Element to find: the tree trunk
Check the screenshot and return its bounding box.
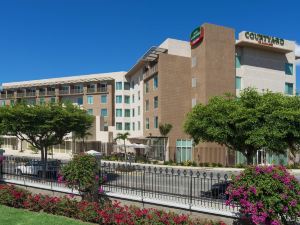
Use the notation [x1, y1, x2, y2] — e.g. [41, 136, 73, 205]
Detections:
[124, 140, 127, 166]
[245, 150, 255, 165]
[163, 138, 166, 162]
[42, 147, 48, 179]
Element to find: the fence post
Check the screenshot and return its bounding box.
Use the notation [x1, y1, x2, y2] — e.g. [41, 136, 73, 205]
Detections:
[189, 170, 193, 211]
[141, 166, 145, 204]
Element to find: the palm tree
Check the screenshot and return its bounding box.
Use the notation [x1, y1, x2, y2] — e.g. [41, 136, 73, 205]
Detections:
[115, 132, 130, 165]
[159, 123, 172, 162]
[74, 130, 92, 153]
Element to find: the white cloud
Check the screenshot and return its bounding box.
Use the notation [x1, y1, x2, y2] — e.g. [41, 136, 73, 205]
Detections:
[296, 43, 300, 65]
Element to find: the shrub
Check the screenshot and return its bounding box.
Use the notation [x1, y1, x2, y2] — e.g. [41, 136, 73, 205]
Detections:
[226, 165, 300, 225]
[0, 185, 29, 208]
[61, 154, 104, 200]
[203, 162, 210, 167]
[217, 163, 223, 167]
[235, 163, 246, 168]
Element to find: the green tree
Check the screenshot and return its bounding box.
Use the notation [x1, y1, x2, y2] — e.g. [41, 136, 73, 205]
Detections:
[159, 123, 172, 162]
[184, 88, 300, 165]
[114, 132, 130, 164]
[0, 102, 94, 177]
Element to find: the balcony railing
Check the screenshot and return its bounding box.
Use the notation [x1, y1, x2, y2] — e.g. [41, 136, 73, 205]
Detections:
[39, 91, 46, 96]
[98, 87, 107, 92]
[25, 92, 36, 97]
[0, 93, 6, 99]
[87, 88, 96, 93]
[6, 93, 14, 98]
[17, 92, 25, 98]
[143, 63, 158, 79]
[46, 90, 56, 96]
[70, 89, 83, 94]
[59, 89, 70, 95]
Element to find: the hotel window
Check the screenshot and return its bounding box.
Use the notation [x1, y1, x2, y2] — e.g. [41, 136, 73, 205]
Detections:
[87, 96, 94, 104]
[116, 122, 122, 130]
[103, 122, 108, 131]
[1, 100, 5, 107]
[138, 106, 141, 115]
[132, 108, 135, 117]
[101, 95, 107, 104]
[125, 122, 130, 131]
[138, 91, 140, 100]
[116, 95, 122, 103]
[235, 55, 241, 68]
[154, 116, 158, 129]
[124, 82, 130, 90]
[87, 109, 93, 115]
[154, 96, 158, 109]
[50, 97, 56, 103]
[10, 100, 14, 106]
[132, 122, 135, 131]
[145, 118, 150, 129]
[116, 82, 122, 90]
[76, 97, 83, 105]
[124, 95, 130, 104]
[116, 109, 122, 117]
[138, 121, 141, 130]
[192, 98, 197, 107]
[236, 77, 241, 90]
[285, 63, 293, 75]
[124, 109, 130, 117]
[176, 139, 193, 163]
[191, 56, 197, 67]
[145, 100, 149, 111]
[192, 78, 197, 88]
[145, 81, 149, 93]
[285, 83, 293, 95]
[132, 94, 135, 103]
[153, 75, 158, 89]
[39, 97, 45, 105]
[101, 108, 108, 117]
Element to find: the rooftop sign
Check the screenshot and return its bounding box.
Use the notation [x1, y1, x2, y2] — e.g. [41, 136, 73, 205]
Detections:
[245, 32, 284, 47]
[190, 26, 204, 47]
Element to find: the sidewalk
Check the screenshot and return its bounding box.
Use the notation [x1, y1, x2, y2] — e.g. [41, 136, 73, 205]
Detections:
[2, 148, 72, 161]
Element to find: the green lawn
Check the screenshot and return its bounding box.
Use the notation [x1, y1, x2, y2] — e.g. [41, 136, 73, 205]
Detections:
[0, 205, 92, 225]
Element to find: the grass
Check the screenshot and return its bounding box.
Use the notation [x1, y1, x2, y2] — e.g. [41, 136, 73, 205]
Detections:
[0, 205, 91, 225]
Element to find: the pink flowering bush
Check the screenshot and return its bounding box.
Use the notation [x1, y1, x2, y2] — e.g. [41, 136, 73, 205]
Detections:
[61, 154, 105, 200]
[226, 165, 300, 225]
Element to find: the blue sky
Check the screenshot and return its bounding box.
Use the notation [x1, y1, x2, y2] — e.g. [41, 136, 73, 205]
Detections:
[0, 0, 299, 88]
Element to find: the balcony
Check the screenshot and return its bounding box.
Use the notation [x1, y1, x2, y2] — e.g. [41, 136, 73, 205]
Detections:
[143, 63, 158, 80]
[0, 93, 6, 99]
[87, 87, 96, 94]
[25, 92, 36, 97]
[39, 91, 46, 96]
[46, 90, 56, 96]
[98, 87, 107, 92]
[17, 92, 25, 98]
[70, 88, 83, 94]
[6, 93, 15, 98]
[59, 89, 70, 95]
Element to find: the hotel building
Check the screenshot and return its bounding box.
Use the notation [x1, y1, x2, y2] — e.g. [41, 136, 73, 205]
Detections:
[0, 23, 299, 165]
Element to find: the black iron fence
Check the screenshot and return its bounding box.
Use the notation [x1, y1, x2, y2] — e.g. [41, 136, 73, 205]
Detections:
[0, 156, 237, 211]
[100, 162, 237, 211]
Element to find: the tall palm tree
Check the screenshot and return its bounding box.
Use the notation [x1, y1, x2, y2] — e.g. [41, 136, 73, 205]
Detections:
[74, 130, 92, 153]
[159, 123, 172, 162]
[115, 132, 130, 164]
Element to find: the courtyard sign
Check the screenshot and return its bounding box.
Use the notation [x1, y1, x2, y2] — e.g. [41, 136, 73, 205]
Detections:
[245, 32, 284, 47]
[190, 26, 204, 47]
